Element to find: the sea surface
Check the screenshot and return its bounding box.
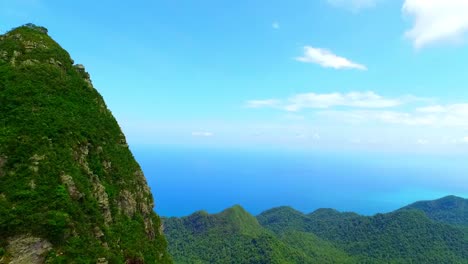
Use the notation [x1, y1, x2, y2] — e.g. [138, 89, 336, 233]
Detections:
[132, 146, 468, 217]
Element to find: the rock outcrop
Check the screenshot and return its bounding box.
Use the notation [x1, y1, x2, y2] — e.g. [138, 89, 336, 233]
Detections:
[1, 236, 52, 264]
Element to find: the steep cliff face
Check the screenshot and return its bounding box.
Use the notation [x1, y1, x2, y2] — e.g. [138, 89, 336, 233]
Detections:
[0, 24, 171, 263]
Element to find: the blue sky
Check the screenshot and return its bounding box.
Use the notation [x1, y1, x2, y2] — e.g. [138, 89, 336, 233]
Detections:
[2, 0, 468, 215]
[3, 0, 468, 153]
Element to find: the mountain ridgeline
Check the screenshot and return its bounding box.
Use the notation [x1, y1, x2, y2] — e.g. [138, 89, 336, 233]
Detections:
[400, 195, 468, 226]
[0, 24, 170, 263]
[164, 196, 468, 264]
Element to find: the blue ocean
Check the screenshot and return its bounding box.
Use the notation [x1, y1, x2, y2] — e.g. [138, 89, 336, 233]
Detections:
[132, 146, 468, 217]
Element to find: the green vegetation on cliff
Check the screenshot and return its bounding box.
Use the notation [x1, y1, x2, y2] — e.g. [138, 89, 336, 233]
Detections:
[0, 24, 171, 263]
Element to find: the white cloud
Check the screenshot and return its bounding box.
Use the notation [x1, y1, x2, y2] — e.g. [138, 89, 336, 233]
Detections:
[272, 22, 280, 29]
[285, 91, 401, 111]
[296, 46, 367, 70]
[192, 131, 214, 137]
[416, 105, 446, 113]
[320, 102, 468, 127]
[417, 104, 468, 114]
[247, 91, 468, 127]
[327, 0, 380, 11]
[414, 104, 468, 126]
[242, 91, 468, 151]
[247, 91, 407, 112]
[245, 99, 280, 108]
[319, 110, 439, 126]
[403, 0, 468, 48]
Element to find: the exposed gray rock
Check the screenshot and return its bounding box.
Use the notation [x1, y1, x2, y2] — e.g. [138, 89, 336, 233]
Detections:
[10, 50, 21, 66]
[48, 58, 62, 66]
[20, 59, 39, 67]
[96, 257, 108, 264]
[74, 64, 85, 70]
[10, 33, 23, 41]
[94, 226, 104, 239]
[116, 170, 157, 238]
[0, 50, 7, 60]
[119, 134, 128, 147]
[29, 154, 44, 174]
[74, 144, 113, 225]
[3, 235, 52, 264]
[23, 24, 48, 34]
[74, 144, 92, 175]
[118, 190, 137, 217]
[91, 175, 113, 225]
[93, 226, 109, 248]
[134, 170, 153, 215]
[60, 174, 83, 200]
[23, 40, 47, 52]
[144, 218, 156, 239]
[84, 78, 93, 87]
[102, 161, 111, 172]
[29, 180, 36, 190]
[96, 146, 104, 154]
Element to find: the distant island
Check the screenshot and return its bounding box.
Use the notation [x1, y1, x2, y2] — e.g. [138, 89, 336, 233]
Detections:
[164, 195, 468, 263]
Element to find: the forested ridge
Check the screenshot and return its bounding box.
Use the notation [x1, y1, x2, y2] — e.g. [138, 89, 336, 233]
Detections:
[165, 196, 468, 263]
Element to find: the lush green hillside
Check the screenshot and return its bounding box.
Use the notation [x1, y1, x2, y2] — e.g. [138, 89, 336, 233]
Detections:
[0, 24, 171, 263]
[163, 206, 355, 264]
[260, 205, 468, 263]
[165, 197, 468, 264]
[401, 195, 467, 226]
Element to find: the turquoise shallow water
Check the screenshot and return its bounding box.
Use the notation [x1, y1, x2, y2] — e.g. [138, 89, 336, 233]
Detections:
[132, 146, 468, 217]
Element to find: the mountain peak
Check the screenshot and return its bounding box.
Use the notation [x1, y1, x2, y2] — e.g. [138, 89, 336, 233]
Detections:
[222, 204, 246, 213]
[401, 195, 467, 226]
[0, 24, 76, 73]
[0, 25, 170, 263]
[219, 205, 261, 234]
[439, 195, 465, 202]
[16, 23, 49, 34]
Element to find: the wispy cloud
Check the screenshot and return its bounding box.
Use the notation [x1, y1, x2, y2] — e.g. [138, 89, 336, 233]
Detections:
[284, 91, 402, 111]
[192, 131, 214, 137]
[416, 104, 468, 115]
[319, 103, 468, 127]
[317, 110, 435, 126]
[403, 0, 468, 48]
[246, 99, 280, 108]
[327, 0, 380, 11]
[247, 91, 468, 128]
[247, 91, 411, 112]
[296, 46, 367, 70]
